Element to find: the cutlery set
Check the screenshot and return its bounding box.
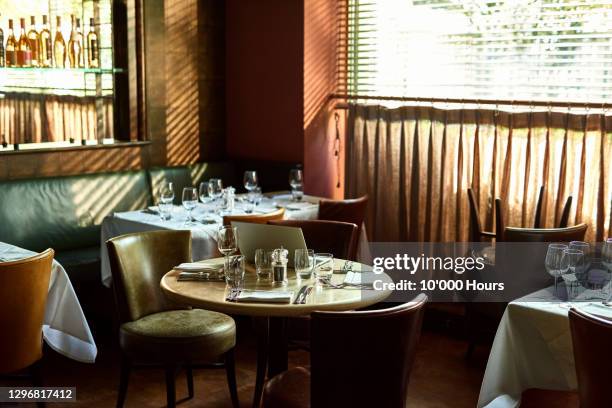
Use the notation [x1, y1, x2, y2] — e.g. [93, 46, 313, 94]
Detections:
[293, 285, 313, 304]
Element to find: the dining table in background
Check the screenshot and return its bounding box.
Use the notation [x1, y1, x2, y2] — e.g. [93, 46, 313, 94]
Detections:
[161, 257, 392, 407]
[0, 242, 97, 364]
[100, 193, 371, 287]
[478, 287, 612, 408]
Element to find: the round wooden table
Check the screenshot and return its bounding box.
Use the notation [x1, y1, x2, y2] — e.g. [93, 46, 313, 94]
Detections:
[161, 257, 392, 407]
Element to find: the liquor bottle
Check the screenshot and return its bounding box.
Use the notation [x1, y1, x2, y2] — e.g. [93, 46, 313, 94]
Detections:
[76, 18, 84, 67]
[0, 14, 5, 67]
[54, 16, 66, 68]
[68, 15, 82, 68]
[5, 19, 17, 67]
[28, 16, 40, 67]
[17, 18, 32, 67]
[87, 18, 99, 68]
[39, 15, 52, 67]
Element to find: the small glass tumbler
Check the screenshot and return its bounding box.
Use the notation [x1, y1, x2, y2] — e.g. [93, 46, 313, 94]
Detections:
[295, 249, 314, 279]
[158, 202, 173, 221]
[225, 255, 245, 290]
[314, 253, 334, 283]
[255, 249, 273, 280]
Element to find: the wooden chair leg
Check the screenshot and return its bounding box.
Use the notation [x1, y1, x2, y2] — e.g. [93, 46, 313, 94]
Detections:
[165, 365, 176, 408]
[116, 357, 131, 408]
[186, 365, 194, 399]
[225, 350, 240, 408]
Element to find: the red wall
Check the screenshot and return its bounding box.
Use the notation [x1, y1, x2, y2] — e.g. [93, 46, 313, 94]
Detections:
[225, 0, 304, 163]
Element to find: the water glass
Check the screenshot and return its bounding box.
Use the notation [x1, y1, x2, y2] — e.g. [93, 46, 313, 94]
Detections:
[248, 187, 263, 206]
[314, 253, 334, 283]
[289, 169, 303, 201]
[545, 243, 567, 297]
[243, 170, 258, 192]
[225, 255, 245, 290]
[158, 202, 173, 221]
[560, 248, 585, 301]
[208, 179, 224, 201]
[569, 241, 591, 272]
[182, 187, 198, 224]
[255, 249, 273, 279]
[295, 249, 314, 279]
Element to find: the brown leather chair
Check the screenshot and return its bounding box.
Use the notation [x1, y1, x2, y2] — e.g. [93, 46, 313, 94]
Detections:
[223, 207, 285, 226]
[263, 294, 428, 408]
[533, 185, 573, 229]
[569, 307, 612, 408]
[318, 195, 368, 234]
[267, 219, 359, 261]
[106, 230, 238, 408]
[0, 248, 54, 400]
[503, 223, 587, 242]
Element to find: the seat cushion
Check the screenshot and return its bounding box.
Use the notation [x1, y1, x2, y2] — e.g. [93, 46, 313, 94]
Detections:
[120, 309, 236, 363]
[263, 367, 310, 408]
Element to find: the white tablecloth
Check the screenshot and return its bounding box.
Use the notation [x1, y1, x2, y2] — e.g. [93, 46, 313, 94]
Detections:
[0, 242, 97, 363]
[100, 195, 334, 287]
[478, 287, 612, 407]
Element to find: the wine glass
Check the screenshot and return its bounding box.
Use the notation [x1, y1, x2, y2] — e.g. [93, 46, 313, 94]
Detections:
[208, 178, 223, 206]
[218, 226, 238, 273]
[182, 187, 198, 225]
[545, 243, 568, 298]
[289, 169, 304, 201]
[603, 238, 612, 273]
[569, 241, 591, 273]
[160, 182, 175, 205]
[243, 171, 258, 193]
[560, 248, 584, 305]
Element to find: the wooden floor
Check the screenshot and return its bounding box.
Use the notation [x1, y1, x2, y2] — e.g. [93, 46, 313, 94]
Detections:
[7, 326, 488, 408]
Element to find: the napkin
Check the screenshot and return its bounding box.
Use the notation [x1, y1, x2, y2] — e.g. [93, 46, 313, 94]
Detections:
[175, 262, 223, 273]
[235, 290, 294, 304]
[285, 202, 317, 210]
[344, 271, 378, 286]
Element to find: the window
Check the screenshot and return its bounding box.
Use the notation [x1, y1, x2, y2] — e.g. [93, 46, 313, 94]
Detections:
[346, 0, 612, 103]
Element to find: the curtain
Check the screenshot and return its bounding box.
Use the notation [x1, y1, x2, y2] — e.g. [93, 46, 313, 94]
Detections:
[0, 94, 113, 145]
[346, 104, 612, 242]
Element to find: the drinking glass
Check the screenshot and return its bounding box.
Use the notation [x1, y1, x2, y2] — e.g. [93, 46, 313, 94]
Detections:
[199, 182, 211, 204]
[255, 249, 273, 279]
[225, 255, 245, 290]
[158, 202, 173, 221]
[248, 187, 263, 205]
[569, 241, 591, 273]
[295, 249, 314, 279]
[218, 226, 238, 271]
[289, 169, 304, 201]
[545, 243, 568, 297]
[560, 248, 585, 303]
[182, 187, 198, 224]
[314, 253, 334, 283]
[603, 238, 612, 273]
[160, 182, 175, 205]
[243, 171, 258, 193]
[208, 178, 224, 201]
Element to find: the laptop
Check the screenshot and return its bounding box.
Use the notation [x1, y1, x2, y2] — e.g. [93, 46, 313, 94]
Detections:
[231, 221, 307, 266]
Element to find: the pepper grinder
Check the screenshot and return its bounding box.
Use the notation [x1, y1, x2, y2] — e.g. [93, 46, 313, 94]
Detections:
[271, 247, 289, 286]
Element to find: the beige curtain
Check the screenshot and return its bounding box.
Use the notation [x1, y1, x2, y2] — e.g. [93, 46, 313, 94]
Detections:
[346, 104, 612, 242]
[0, 94, 113, 145]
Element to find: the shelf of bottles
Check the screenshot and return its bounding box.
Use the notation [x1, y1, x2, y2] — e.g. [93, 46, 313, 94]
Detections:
[0, 0, 118, 148]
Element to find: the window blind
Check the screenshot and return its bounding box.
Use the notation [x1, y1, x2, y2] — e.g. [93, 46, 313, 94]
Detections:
[344, 0, 612, 103]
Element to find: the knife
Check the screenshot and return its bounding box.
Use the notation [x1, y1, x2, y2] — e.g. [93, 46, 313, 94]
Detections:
[293, 284, 309, 304]
[301, 286, 314, 304]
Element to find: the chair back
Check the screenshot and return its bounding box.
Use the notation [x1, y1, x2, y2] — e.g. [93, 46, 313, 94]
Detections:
[558, 196, 573, 228]
[223, 207, 285, 226]
[318, 196, 368, 230]
[468, 188, 484, 242]
[569, 308, 612, 408]
[533, 185, 545, 228]
[310, 294, 427, 408]
[0, 249, 54, 374]
[503, 223, 587, 243]
[106, 230, 191, 322]
[495, 198, 505, 242]
[267, 220, 358, 260]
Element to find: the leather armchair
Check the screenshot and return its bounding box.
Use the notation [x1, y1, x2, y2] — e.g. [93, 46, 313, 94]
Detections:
[106, 230, 238, 408]
[263, 294, 428, 408]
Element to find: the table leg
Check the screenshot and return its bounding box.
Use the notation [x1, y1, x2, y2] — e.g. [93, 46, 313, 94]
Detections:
[252, 317, 269, 408]
[267, 317, 288, 378]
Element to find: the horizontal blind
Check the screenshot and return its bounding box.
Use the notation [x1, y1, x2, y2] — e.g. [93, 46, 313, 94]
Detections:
[345, 0, 612, 103]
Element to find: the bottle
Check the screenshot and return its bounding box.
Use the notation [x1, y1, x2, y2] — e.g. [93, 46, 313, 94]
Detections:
[27, 16, 39, 67]
[17, 18, 32, 67]
[87, 18, 99, 68]
[68, 15, 82, 68]
[0, 14, 4, 67]
[39, 15, 52, 67]
[76, 18, 84, 67]
[54, 16, 66, 68]
[6, 19, 17, 67]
